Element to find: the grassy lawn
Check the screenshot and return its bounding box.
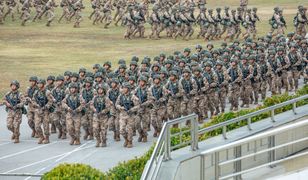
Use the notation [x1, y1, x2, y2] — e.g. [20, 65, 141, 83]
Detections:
[0, 0, 307, 96]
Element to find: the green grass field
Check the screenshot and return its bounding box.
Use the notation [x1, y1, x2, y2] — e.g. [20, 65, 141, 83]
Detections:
[0, 0, 307, 96]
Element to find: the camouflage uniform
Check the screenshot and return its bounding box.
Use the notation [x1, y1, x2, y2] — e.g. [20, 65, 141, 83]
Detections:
[20, 0, 31, 26]
[270, 7, 286, 36]
[50, 76, 67, 139]
[149, 5, 160, 39]
[115, 83, 140, 148]
[240, 0, 248, 15]
[0, 0, 4, 24]
[295, 6, 307, 37]
[3, 81, 24, 143]
[25, 77, 38, 138]
[288, 44, 303, 91]
[32, 80, 53, 144]
[227, 60, 243, 111]
[249, 55, 261, 104]
[205, 9, 215, 41]
[58, 0, 70, 22]
[90, 84, 111, 147]
[165, 71, 181, 120]
[275, 47, 291, 93]
[113, 0, 126, 26]
[32, 0, 43, 22]
[179, 68, 198, 116]
[102, 0, 113, 28]
[72, 0, 84, 28]
[148, 75, 167, 137]
[3, 0, 16, 21]
[62, 83, 85, 145]
[107, 79, 121, 141]
[80, 79, 95, 140]
[259, 54, 273, 100]
[215, 61, 230, 113]
[196, 7, 208, 39]
[203, 63, 219, 115]
[123, 7, 135, 39]
[44, 0, 57, 26]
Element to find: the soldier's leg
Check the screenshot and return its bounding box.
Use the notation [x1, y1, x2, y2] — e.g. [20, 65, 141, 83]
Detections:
[282, 71, 289, 92]
[13, 111, 22, 143]
[51, 112, 61, 139]
[120, 115, 128, 147]
[43, 112, 50, 144]
[252, 82, 260, 104]
[293, 70, 300, 91]
[93, 115, 101, 147]
[81, 115, 90, 140]
[27, 111, 36, 137]
[126, 116, 134, 148]
[34, 113, 44, 144]
[6, 111, 14, 138]
[66, 114, 75, 145]
[74, 115, 82, 145]
[101, 117, 108, 147]
[104, 13, 112, 28]
[261, 81, 267, 100]
[150, 109, 158, 137]
[134, 114, 142, 141]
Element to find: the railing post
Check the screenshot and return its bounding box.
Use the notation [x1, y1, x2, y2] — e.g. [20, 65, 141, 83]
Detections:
[292, 102, 297, 115]
[214, 152, 220, 180]
[163, 124, 171, 161]
[268, 135, 276, 168]
[234, 146, 242, 180]
[271, 110, 275, 122]
[200, 155, 205, 180]
[191, 115, 199, 151]
[223, 126, 227, 139]
[247, 117, 252, 131]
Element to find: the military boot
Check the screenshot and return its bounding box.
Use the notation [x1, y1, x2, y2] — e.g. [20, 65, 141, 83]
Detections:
[46, 21, 51, 27]
[101, 139, 107, 147]
[38, 136, 44, 144]
[31, 130, 36, 138]
[21, 20, 26, 26]
[126, 140, 133, 148]
[138, 135, 143, 142]
[74, 138, 81, 145]
[51, 124, 56, 134]
[11, 134, 15, 140]
[43, 136, 50, 144]
[69, 137, 75, 145]
[14, 137, 20, 144]
[142, 136, 147, 143]
[95, 139, 101, 147]
[83, 131, 89, 140]
[61, 133, 67, 139]
[123, 138, 128, 147]
[88, 132, 94, 140]
[115, 133, 120, 142]
[58, 130, 63, 139]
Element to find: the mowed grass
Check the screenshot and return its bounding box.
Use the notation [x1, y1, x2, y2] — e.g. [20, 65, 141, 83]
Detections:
[0, 0, 307, 96]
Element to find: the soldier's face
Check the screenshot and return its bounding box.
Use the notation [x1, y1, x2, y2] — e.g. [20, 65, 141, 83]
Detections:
[72, 77, 78, 82]
[205, 66, 211, 71]
[96, 77, 102, 82]
[86, 82, 91, 87]
[166, 64, 171, 68]
[103, 65, 110, 69]
[111, 82, 117, 88]
[98, 89, 104, 95]
[123, 87, 129, 94]
[249, 60, 254, 64]
[130, 65, 136, 70]
[56, 80, 63, 86]
[64, 76, 70, 80]
[179, 62, 185, 67]
[290, 47, 296, 52]
[184, 72, 189, 77]
[153, 66, 159, 71]
[154, 79, 160, 84]
[70, 88, 76, 94]
[242, 59, 247, 64]
[119, 68, 125, 73]
[38, 83, 44, 89]
[194, 71, 200, 76]
[216, 65, 222, 70]
[47, 80, 53, 85]
[170, 75, 176, 81]
[30, 81, 36, 86]
[160, 73, 165, 79]
[129, 80, 135, 85]
[139, 80, 146, 87]
[93, 68, 98, 73]
[79, 72, 85, 77]
[11, 85, 17, 91]
[231, 62, 236, 66]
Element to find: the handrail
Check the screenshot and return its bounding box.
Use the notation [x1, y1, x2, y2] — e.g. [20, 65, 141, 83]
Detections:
[142, 94, 308, 180]
[200, 119, 308, 180]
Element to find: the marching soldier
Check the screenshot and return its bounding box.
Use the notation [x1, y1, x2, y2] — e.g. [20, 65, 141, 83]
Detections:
[227, 59, 243, 111]
[25, 76, 39, 138]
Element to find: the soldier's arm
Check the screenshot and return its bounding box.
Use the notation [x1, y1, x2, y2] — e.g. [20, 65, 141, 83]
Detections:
[61, 96, 69, 111]
[16, 92, 25, 108]
[130, 94, 140, 112]
[115, 96, 124, 110]
[89, 98, 96, 112]
[190, 79, 198, 95]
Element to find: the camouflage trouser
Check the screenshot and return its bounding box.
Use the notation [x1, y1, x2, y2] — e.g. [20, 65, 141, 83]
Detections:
[119, 112, 135, 141]
[197, 25, 208, 38]
[135, 108, 150, 137]
[217, 88, 227, 113]
[251, 81, 260, 103]
[47, 9, 55, 22]
[289, 69, 300, 90]
[66, 112, 82, 139]
[21, 9, 30, 24]
[33, 5, 43, 21]
[214, 24, 221, 37]
[74, 10, 82, 27]
[183, 24, 194, 39]
[7, 109, 22, 138]
[296, 23, 307, 37]
[81, 110, 93, 138]
[220, 25, 227, 36]
[271, 26, 284, 36]
[134, 23, 145, 37]
[114, 8, 124, 25]
[124, 24, 134, 39]
[103, 11, 112, 27]
[50, 108, 66, 134]
[234, 24, 241, 38]
[150, 22, 160, 39]
[229, 83, 241, 110]
[34, 109, 50, 138]
[150, 106, 166, 133]
[280, 70, 289, 93]
[59, 6, 70, 22]
[3, 5, 14, 20]
[205, 91, 219, 115]
[241, 80, 252, 106]
[93, 113, 108, 142]
[27, 108, 35, 131]
[92, 8, 101, 24]
[260, 79, 268, 100]
[167, 98, 181, 120]
[273, 75, 282, 94]
[109, 109, 119, 134]
[193, 95, 207, 121]
[205, 24, 215, 40]
[226, 26, 236, 39]
[180, 97, 194, 116]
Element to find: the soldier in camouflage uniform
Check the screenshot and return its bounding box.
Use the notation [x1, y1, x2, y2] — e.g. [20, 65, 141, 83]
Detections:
[46, 76, 56, 133]
[215, 61, 229, 113]
[50, 75, 67, 139]
[179, 68, 197, 116]
[192, 66, 207, 122]
[20, 0, 31, 26]
[251, 7, 260, 39]
[240, 0, 248, 16]
[25, 76, 39, 138]
[81, 77, 95, 140]
[123, 7, 135, 39]
[32, 79, 53, 144]
[148, 75, 167, 137]
[258, 53, 273, 100]
[275, 47, 291, 93]
[116, 83, 140, 148]
[196, 6, 208, 39]
[0, 0, 5, 24]
[32, 0, 43, 22]
[220, 7, 230, 38]
[149, 5, 160, 39]
[3, 0, 16, 21]
[203, 63, 219, 115]
[249, 55, 261, 104]
[62, 83, 84, 145]
[113, 0, 126, 26]
[227, 59, 243, 111]
[294, 6, 307, 37]
[133, 76, 150, 141]
[269, 7, 286, 37]
[3, 80, 24, 143]
[288, 43, 303, 91]
[107, 78, 121, 141]
[101, 0, 113, 28]
[165, 71, 181, 120]
[90, 84, 111, 147]
[58, 0, 70, 22]
[239, 55, 253, 108]
[205, 9, 215, 41]
[72, 0, 84, 28]
[44, 0, 57, 26]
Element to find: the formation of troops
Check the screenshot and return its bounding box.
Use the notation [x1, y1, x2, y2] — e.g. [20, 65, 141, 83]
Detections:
[2, 27, 308, 148]
[0, 0, 307, 40]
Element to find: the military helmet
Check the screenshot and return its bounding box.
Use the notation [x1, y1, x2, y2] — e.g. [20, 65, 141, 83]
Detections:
[165, 59, 173, 65]
[69, 83, 78, 89]
[93, 64, 100, 69]
[79, 68, 86, 73]
[56, 75, 64, 81]
[111, 78, 119, 84]
[184, 48, 191, 53]
[130, 60, 138, 66]
[10, 80, 20, 89]
[64, 71, 72, 77]
[249, 55, 257, 60]
[252, 7, 257, 11]
[122, 82, 131, 89]
[287, 32, 295, 37]
[274, 7, 279, 12]
[153, 75, 161, 80]
[231, 9, 236, 13]
[230, 58, 238, 63]
[85, 77, 93, 84]
[96, 84, 108, 92]
[277, 46, 284, 51]
[72, 72, 79, 78]
[268, 50, 276, 55]
[208, 9, 213, 13]
[38, 79, 46, 85]
[94, 72, 103, 78]
[159, 53, 166, 58]
[119, 64, 127, 69]
[169, 70, 178, 77]
[193, 66, 202, 72]
[128, 76, 136, 81]
[103, 61, 112, 67]
[131, 56, 139, 62]
[29, 76, 38, 82]
[224, 6, 229, 10]
[118, 59, 126, 65]
[183, 68, 191, 74]
[207, 43, 214, 48]
[204, 62, 212, 67]
[247, 9, 251, 12]
[191, 54, 198, 61]
[139, 76, 148, 82]
[216, 7, 221, 11]
[160, 68, 168, 75]
[47, 75, 55, 81]
[216, 61, 223, 66]
[195, 44, 203, 49]
[86, 72, 94, 78]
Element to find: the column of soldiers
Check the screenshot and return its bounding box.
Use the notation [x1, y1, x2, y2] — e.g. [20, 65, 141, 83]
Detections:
[3, 32, 308, 147]
[1, 0, 307, 39]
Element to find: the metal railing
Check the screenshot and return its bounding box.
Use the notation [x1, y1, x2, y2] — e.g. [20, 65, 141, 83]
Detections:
[141, 114, 199, 180]
[141, 94, 308, 180]
[200, 119, 308, 180]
